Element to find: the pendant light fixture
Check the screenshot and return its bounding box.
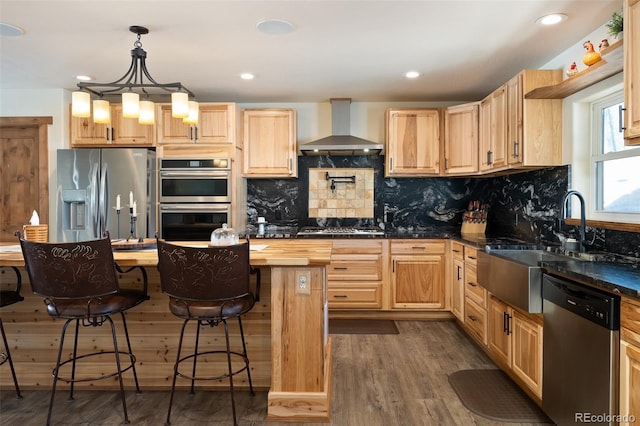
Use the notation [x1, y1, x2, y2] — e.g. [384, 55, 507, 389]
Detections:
[71, 26, 195, 125]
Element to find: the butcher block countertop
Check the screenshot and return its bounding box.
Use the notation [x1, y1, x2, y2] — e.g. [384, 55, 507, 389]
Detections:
[0, 239, 333, 268]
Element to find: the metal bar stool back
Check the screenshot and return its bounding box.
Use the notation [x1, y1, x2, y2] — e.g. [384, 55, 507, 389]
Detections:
[19, 235, 147, 425]
[0, 266, 25, 399]
[156, 239, 255, 426]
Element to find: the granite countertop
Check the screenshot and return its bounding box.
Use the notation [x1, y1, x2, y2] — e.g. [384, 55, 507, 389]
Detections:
[540, 259, 640, 299]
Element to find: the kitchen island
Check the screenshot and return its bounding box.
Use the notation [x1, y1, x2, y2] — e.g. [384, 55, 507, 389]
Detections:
[0, 239, 333, 423]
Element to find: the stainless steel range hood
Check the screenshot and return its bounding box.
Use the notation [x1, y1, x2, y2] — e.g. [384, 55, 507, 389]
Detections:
[299, 98, 383, 156]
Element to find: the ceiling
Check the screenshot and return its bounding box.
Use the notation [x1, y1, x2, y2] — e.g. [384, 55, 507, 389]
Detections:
[0, 0, 622, 104]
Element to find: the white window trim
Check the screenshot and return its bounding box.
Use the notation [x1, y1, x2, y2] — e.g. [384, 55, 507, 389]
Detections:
[564, 73, 640, 224]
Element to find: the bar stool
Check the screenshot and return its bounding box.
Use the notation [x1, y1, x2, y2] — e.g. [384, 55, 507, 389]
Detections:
[19, 235, 148, 425]
[156, 239, 255, 426]
[0, 266, 25, 399]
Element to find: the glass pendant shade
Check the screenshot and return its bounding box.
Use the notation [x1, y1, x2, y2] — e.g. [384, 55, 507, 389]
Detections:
[138, 100, 155, 125]
[71, 91, 91, 117]
[171, 92, 189, 118]
[122, 92, 140, 118]
[183, 101, 199, 124]
[92, 99, 111, 124]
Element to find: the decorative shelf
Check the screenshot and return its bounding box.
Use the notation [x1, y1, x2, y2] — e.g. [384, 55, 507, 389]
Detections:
[525, 39, 623, 99]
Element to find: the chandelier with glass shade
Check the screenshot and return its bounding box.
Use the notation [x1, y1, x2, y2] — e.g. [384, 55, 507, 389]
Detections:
[71, 26, 198, 126]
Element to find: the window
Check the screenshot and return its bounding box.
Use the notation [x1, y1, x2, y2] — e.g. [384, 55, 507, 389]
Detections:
[589, 91, 640, 221]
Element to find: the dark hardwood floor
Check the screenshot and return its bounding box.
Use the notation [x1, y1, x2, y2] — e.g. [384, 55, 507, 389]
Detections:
[0, 321, 552, 426]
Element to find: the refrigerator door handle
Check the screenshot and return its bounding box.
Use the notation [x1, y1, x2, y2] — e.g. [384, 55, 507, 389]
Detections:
[89, 165, 100, 238]
[99, 164, 109, 238]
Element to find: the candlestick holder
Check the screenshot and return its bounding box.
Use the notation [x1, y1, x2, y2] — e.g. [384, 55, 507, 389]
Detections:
[128, 215, 138, 242]
[115, 208, 121, 240]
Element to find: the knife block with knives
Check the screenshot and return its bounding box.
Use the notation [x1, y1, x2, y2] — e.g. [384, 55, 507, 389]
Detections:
[461, 200, 487, 236]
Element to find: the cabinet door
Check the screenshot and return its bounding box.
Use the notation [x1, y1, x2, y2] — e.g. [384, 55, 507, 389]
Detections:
[511, 310, 543, 398]
[391, 254, 445, 309]
[451, 257, 465, 320]
[70, 104, 109, 145]
[507, 73, 523, 165]
[488, 296, 512, 367]
[479, 85, 508, 172]
[624, 0, 640, 143]
[444, 103, 479, 175]
[156, 103, 234, 145]
[620, 340, 640, 424]
[386, 109, 440, 176]
[110, 104, 154, 146]
[242, 109, 297, 177]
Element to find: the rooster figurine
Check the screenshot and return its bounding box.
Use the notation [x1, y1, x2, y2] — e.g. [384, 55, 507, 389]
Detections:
[566, 61, 578, 77]
[599, 39, 610, 50]
[582, 40, 602, 66]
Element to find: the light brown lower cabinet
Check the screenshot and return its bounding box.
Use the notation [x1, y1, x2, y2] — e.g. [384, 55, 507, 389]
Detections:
[487, 295, 542, 399]
[390, 240, 446, 309]
[620, 297, 640, 424]
[450, 241, 465, 321]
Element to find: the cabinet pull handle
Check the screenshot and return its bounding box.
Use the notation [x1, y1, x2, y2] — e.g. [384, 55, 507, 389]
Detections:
[457, 265, 462, 280]
[334, 267, 348, 270]
[512, 141, 519, 158]
[467, 256, 476, 260]
[619, 105, 627, 132]
[411, 246, 426, 250]
[189, 127, 193, 141]
[110, 128, 115, 141]
[506, 313, 512, 335]
[390, 157, 393, 171]
[289, 158, 293, 173]
[105, 128, 109, 141]
[194, 126, 198, 142]
[487, 150, 493, 165]
[468, 315, 477, 322]
[333, 295, 348, 299]
[468, 282, 476, 287]
[444, 158, 448, 170]
[453, 249, 461, 253]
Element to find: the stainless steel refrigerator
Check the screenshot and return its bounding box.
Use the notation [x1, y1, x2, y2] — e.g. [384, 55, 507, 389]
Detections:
[56, 148, 156, 242]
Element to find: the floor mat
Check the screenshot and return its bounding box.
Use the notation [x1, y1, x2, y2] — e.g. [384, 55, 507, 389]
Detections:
[448, 369, 551, 423]
[328, 319, 399, 334]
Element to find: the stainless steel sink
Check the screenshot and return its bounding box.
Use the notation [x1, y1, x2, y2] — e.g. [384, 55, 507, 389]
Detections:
[477, 249, 582, 313]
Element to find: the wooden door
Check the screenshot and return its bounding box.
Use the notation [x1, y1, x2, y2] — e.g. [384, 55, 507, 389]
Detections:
[391, 254, 445, 309]
[242, 109, 297, 177]
[507, 73, 523, 164]
[385, 109, 440, 176]
[488, 296, 511, 367]
[511, 310, 543, 398]
[620, 340, 640, 424]
[444, 103, 479, 175]
[0, 117, 51, 242]
[451, 257, 465, 320]
[624, 0, 640, 143]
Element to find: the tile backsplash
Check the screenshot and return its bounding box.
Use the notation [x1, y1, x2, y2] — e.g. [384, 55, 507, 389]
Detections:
[308, 168, 374, 218]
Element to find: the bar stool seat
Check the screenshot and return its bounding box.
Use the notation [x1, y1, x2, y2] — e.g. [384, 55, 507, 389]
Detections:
[157, 239, 255, 426]
[0, 266, 25, 399]
[19, 235, 148, 425]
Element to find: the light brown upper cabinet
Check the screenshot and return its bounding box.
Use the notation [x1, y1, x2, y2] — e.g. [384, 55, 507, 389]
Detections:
[156, 103, 235, 145]
[479, 84, 508, 173]
[70, 104, 154, 147]
[624, 0, 640, 144]
[385, 108, 441, 177]
[242, 108, 297, 178]
[507, 69, 563, 166]
[444, 102, 479, 175]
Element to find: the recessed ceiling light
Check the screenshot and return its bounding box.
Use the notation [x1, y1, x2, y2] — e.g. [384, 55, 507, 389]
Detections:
[405, 71, 420, 79]
[536, 13, 568, 26]
[75, 75, 93, 81]
[256, 19, 295, 35]
[240, 73, 255, 80]
[0, 22, 24, 37]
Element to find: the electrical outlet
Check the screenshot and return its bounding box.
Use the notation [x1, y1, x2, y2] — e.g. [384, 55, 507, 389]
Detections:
[295, 270, 311, 295]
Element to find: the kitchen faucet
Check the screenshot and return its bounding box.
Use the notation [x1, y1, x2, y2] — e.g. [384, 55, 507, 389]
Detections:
[560, 190, 586, 253]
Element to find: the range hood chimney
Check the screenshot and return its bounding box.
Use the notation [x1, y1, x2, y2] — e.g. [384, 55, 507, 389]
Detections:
[299, 98, 383, 156]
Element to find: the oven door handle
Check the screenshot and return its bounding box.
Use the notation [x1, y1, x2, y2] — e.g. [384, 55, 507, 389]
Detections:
[159, 171, 230, 177]
[160, 204, 230, 212]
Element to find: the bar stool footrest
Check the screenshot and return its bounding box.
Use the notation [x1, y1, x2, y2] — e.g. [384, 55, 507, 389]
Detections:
[176, 350, 249, 382]
[53, 351, 136, 383]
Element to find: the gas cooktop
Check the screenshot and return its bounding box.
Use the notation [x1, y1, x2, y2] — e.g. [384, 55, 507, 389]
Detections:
[296, 227, 385, 237]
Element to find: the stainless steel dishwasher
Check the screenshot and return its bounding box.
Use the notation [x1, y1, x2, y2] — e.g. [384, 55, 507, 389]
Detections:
[542, 273, 620, 426]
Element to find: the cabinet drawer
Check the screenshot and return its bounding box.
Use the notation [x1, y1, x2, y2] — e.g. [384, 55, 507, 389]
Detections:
[331, 239, 383, 254]
[328, 255, 382, 281]
[391, 240, 446, 254]
[465, 246, 478, 267]
[451, 241, 465, 261]
[465, 297, 488, 345]
[328, 284, 382, 309]
[464, 266, 486, 308]
[622, 297, 640, 336]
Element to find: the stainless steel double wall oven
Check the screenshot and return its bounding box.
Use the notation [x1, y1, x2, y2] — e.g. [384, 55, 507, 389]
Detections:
[158, 158, 231, 241]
